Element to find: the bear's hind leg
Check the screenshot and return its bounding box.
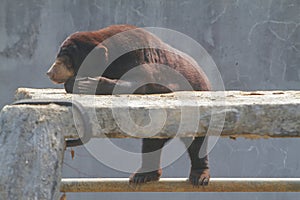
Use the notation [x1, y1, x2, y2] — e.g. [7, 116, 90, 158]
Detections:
[130, 138, 169, 184]
[182, 136, 210, 186]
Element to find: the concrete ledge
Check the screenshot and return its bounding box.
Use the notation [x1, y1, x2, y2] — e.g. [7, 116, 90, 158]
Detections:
[60, 178, 300, 192]
[12, 88, 300, 138]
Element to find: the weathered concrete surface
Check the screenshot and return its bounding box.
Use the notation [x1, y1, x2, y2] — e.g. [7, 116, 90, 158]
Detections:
[0, 104, 66, 200]
[12, 88, 300, 138]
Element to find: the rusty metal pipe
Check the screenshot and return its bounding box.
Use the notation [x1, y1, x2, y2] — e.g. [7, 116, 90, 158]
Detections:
[60, 178, 300, 192]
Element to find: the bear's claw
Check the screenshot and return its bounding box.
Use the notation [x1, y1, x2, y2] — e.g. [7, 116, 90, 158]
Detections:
[129, 169, 162, 184]
[189, 168, 210, 186]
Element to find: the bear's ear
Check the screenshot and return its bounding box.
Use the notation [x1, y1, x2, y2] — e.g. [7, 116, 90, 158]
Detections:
[94, 44, 108, 63]
[77, 44, 109, 77]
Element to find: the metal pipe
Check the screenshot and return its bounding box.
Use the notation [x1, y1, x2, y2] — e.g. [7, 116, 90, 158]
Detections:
[60, 178, 300, 192]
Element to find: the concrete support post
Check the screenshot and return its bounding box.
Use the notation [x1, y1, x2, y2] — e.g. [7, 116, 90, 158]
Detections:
[0, 105, 67, 200]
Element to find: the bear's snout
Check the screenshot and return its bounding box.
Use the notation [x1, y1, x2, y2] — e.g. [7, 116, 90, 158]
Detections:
[46, 69, 54, 78]
[46, 57, 75, 84]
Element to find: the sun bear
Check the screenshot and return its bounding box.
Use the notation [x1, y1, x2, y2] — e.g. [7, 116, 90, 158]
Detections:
[47, 24, 211, 186]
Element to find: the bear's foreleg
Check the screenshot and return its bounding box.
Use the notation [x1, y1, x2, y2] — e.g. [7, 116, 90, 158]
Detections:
[64, 76, 141, 95]
[130, 138, 169, 184]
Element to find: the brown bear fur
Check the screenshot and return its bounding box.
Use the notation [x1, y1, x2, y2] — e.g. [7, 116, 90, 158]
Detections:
[47, 24, 211, 185]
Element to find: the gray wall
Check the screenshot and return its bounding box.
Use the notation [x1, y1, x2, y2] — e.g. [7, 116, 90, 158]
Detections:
[0, 0, 299, 199]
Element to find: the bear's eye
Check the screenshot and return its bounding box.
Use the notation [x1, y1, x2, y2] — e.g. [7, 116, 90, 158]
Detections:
[70, 44, 78, 51]
[66, 64, 73, 69]
[63, 56, 73, 69]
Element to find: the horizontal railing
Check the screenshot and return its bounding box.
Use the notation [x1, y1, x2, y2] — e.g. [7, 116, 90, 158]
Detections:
[61, 178, 300, 192]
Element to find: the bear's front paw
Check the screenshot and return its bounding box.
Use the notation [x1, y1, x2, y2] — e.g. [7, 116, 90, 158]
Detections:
[189, 168, 210, 186]
[75, 77, 99, 94]
[129, 168, 162, 184]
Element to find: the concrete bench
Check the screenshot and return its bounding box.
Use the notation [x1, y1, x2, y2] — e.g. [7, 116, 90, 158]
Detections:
[1, 88, 300, 199]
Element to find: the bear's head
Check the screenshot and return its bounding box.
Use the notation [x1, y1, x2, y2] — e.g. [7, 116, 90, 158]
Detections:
[46, 55, 74, 84]
[47, 33, 108, 84]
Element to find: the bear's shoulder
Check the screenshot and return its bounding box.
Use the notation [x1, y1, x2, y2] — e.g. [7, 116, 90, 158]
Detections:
[64, 24, 138, 46]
